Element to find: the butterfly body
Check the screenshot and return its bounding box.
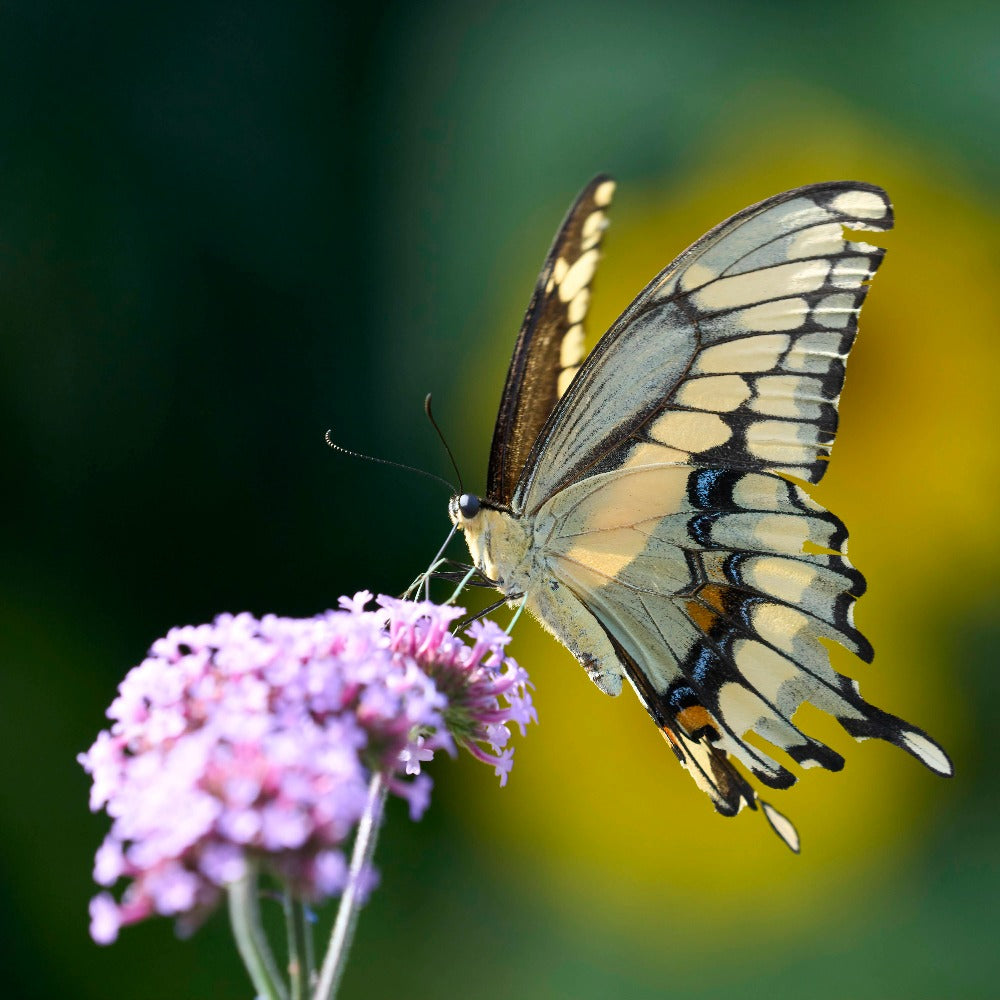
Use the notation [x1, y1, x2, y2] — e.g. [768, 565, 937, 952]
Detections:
[451, 494, 628, 696]
[450, 176, 952, 847]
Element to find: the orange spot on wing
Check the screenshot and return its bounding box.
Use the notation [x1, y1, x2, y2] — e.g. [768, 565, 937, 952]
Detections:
[685, 599, 719, 632]
[676, 704, 716, 738]
[698, 584, 733, 613]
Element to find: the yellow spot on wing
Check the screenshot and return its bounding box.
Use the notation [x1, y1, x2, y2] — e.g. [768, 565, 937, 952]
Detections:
[783, 331, 843, 372]
[695, 334, 790, 373]
[717, 682, 771, 735]
[567, 287, 590, 324]
[831, 257, 874, 286]
[624, 442, 689, 466]
[549, 464, 690, 534]
[583, 210, 606, 237]
[743, 556, 819, 603]
[739, 298, 810, 332]
[674, 374, 751, 412]
[813, 293, 857, 328]
[746, 420, 819, 465]
[650, 410, 732, 451]
[830, 189, 887, 219]
[731, 472, 792, 511]
[558, 528, 647, 581]
[593, 179, 616, 206]
[692, 260, 829, 311]
[558, 248, 600, 302]
[749, 375, 825, 419]
[751, 603, 810, 655]
[559, 325, 586, 368]
[581, 210, 608, 250]
[679, 261, 717, 292]
[732, 639, 800, 704]
[787, 222, 843, 258]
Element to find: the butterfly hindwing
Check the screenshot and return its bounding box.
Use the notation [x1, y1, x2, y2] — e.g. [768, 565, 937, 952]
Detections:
[540, 461, 952, 801]
[486, 174, 616, 506]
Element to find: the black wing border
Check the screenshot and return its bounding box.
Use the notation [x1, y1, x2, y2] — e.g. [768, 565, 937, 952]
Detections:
[485, 173, 615, 506]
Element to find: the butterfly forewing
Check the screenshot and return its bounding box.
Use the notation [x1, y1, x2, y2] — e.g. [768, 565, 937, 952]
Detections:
[514, 182, 893, 515]
[486, 174, 616, 506]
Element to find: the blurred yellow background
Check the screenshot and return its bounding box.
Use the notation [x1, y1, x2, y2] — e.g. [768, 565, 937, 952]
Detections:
[2, 3, 996, 998]
[461, 103, 995, 923]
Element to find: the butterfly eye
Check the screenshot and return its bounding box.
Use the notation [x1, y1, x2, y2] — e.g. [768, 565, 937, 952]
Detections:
[458, 493, 481, 519]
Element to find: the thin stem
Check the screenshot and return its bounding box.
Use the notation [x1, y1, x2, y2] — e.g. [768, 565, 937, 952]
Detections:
[283, 890, 303, 1000]
[299, 901, 317, 995]
[507, 594, 528, 634]
[227, 863, 290, 1000]
[403, 524, 457, 600]
[402, 558, 443, 601]
[313, 771, 388, 1000]
[446, 563, 477, 605]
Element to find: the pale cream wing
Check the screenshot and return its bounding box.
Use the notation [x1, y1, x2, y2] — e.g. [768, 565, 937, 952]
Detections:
[538, 463, 953, 803]
[515, 182, 893, 515]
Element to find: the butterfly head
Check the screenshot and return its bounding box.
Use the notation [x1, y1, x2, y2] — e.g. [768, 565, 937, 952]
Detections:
[448, 492, 530, 592]
[448, 492, 482, 529]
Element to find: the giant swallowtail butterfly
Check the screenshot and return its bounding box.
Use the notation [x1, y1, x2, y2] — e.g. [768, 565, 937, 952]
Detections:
[448, 177, 952, 849]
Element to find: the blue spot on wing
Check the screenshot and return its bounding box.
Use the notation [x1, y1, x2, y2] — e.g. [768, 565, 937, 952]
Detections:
[691, 645, 720, 685]
[688, 512, 722, 546]
[687, 468, 743, 511]
[667, 684, 698, 712]
[692, 468, 728, 508]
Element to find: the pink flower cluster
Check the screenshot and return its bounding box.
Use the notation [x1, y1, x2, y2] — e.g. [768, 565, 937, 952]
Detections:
[79, 593, 534, 944]
[381, 597, 536, 784]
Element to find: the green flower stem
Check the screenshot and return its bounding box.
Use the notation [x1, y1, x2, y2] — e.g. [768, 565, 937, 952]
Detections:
[298, 900, 316, 994]
[228, 863, 290, 1000]
[506, 593, 528, 634]
[314, 771, 388, 1000]
[283, 890, 303, 1000]
[446, 563, 477, 604]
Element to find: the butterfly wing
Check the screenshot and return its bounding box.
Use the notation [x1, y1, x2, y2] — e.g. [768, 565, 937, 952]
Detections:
[486, 174, 616, 506]
[540, 462, 951, 821]
[514, 181, 895, 515]
[511, 182, 951, 829]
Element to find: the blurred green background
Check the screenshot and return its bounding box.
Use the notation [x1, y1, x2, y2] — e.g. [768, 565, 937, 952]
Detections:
[2, 1, 997, 997]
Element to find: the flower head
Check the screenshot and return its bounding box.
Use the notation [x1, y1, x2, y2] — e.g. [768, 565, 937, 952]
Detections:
[79, 593, 534, 943]
[381, 599, 537, 785]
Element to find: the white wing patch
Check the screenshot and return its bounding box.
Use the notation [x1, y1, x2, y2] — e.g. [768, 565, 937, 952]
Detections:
[694, 335, 791, 374]
[829, 189, 889, 219]
[674, 374, 752, 412]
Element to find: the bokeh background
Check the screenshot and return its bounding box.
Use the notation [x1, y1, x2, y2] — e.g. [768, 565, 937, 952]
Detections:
[2, 1, 997, 997]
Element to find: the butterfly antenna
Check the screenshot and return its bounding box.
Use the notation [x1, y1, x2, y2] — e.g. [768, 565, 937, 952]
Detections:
[324, 430, 455, 493]
[424, 393, 464, 494]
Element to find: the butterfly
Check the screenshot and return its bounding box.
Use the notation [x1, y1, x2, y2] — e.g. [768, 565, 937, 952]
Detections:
[447, 176, 953, 850]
